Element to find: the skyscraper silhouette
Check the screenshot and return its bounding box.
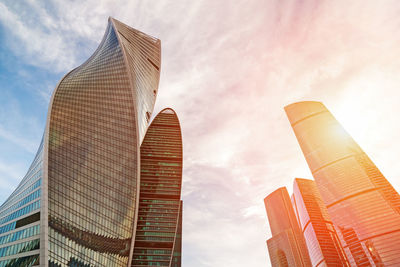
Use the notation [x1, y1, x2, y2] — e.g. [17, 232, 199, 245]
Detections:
[285, 101, 400, 266]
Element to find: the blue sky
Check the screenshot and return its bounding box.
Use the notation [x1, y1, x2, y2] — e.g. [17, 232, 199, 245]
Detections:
[2, 0, 400, 266]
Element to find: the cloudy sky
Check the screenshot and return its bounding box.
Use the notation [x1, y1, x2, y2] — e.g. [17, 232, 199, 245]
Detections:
[1, 0, 400, 266]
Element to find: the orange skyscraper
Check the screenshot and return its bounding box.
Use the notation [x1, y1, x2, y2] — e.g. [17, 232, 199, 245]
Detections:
[285, 101, 400, 266]
[264, 187, 312, 266]
[292, 178, 349, 266]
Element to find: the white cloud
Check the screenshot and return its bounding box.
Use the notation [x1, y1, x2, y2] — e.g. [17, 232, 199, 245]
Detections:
[0, 159, 26, 183]
[0, 127, 38, 154]
[0, 1, 103, 72]
[2, 0, 400, 266]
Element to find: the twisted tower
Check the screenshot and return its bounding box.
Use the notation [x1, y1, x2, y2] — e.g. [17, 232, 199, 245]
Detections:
[0, 17, 161, 267]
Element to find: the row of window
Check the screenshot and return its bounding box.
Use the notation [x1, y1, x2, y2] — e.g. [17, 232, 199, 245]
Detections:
[139, 232, 175, 237]
[0, 189, 41, 221]
[134, 249, 172, 255]
[10, 156, 42, 202]
[0, 178, 41, 216]
[138, 226, 175, 232]
[134, 255, 171, 260]
[141, 199, 179, 204]
[0, 200, 40, 226]
[0, 253, 39, 267]
[0, 238, 39, 258]
[0, 222, 16, 235]
[0, 224, 40, 246]
[136, 236, 174, 242]
[132, 260, 170, 266]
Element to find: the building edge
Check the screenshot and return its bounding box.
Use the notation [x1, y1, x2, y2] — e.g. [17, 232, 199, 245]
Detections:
[108, 18, 162, 266]
[41, 64, 77, 267]
[109, 17, 142, 267]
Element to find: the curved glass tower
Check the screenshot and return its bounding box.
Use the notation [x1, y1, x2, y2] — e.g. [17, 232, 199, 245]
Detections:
[0, 17, 161, 267]
[285, 101, 400, 266]
[132, 108, 183, 267]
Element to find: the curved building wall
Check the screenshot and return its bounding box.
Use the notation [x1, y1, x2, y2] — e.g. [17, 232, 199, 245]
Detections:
[46, 18, 161, 267]
[132, 108, 183, 267]
[0, 17, 161, 267]
[111, 19, 161, 144]
[285, 101, 400, 266]
[0, 139, 43, 266]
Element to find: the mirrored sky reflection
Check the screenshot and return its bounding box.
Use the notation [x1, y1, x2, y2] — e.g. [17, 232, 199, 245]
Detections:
[1, 1, 400, 266]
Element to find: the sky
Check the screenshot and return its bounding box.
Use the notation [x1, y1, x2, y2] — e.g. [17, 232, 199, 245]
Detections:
[1, 0, 400, 266]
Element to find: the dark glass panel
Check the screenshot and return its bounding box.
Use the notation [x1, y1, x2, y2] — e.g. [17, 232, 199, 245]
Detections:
[132, 109, 183, 267]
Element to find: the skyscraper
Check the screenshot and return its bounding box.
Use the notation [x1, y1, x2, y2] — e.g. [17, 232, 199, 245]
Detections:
[264, 187, 311, 267]
[132, 108, 183, 267]
[285, 101, 400, 266]
[0, 17, 184, 267]
[292, 178, 349, 266]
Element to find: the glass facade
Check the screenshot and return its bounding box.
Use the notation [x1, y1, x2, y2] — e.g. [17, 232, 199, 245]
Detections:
[0, 17, 162, 267]
[111, 19, 161, 144]
[0, 139, 42, 266]
[46, 18, 161, 267]
[264, 187, 311, 267]
[292, 178, 349, 266]
[132, 108, 183, 267]
[285, 101, 400, 266]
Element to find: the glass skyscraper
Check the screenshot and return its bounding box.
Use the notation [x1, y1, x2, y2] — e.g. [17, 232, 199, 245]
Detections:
[0, 17, 183, 267]
[132, 108, 183, 267]
[264, 187, 311, 267]
[285, 101, 400, 266]
[292, 178, 349, 266]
